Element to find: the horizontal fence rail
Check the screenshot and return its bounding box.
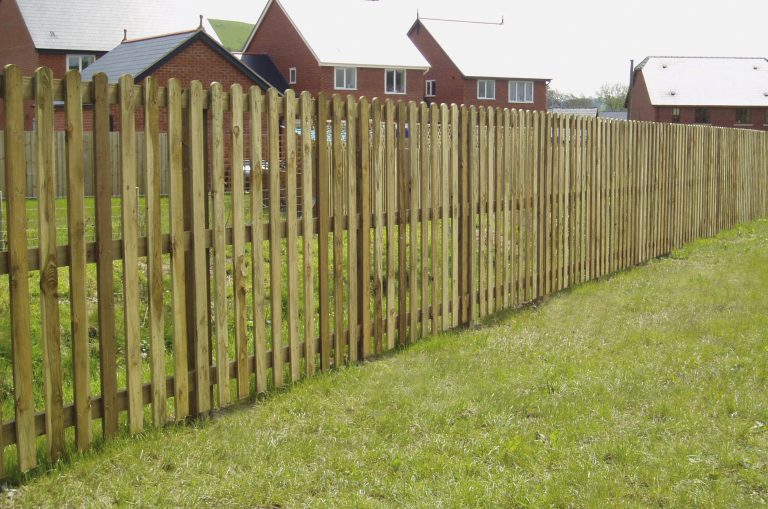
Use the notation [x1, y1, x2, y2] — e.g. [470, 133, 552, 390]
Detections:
[0, 65, 767, 477]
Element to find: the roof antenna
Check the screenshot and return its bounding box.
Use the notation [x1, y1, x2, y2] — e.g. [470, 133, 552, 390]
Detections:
[122, 29, 127, 42]
[198, 15, 204, 30]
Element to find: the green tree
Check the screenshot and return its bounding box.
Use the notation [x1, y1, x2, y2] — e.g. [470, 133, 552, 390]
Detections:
[597, 83, 629, 111]
[547, 87, 596, 109]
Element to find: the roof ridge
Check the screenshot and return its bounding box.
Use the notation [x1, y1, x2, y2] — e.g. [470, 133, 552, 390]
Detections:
[123, 29, 198, 44]
[645, 55, 767, 60]
[417, 16, 504, 26]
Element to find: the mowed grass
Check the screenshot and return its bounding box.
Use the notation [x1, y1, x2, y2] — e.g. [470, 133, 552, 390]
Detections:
[6, 218, 768, 508]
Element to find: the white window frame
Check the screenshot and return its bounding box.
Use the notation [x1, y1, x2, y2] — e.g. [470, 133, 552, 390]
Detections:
[288, 67, 297, 85]
[334, 67, 357, 90]
[425, 80, 436, 97]
[67, 54, 95, 72]
[477, 79, 496, 100]
[508, 80, 534, 103]
[385, 68, 406, 95]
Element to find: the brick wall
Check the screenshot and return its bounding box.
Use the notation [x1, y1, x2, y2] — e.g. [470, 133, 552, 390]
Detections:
[460, 78, 547, 111]
[0, 0, 38, 76]
[0, 0, 36, 129]
[408, 23, 464, 106]
[245, 0, 322, 94]
[318, 66, 425, 103]
[657, 106, 768, 131]
[628, 71, 657, 122]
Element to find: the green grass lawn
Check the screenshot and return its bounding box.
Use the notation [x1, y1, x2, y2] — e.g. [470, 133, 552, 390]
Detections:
[5, 218, 768, 507]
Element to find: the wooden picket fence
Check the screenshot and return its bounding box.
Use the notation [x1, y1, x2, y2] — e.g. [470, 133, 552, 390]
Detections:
[0, 64, 767, 477]
[0, 131, 172, 198]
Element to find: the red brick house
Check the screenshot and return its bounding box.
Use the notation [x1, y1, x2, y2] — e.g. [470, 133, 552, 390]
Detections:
[628, 56, 768, 130]
[242, 0, 430, 101]
[0, 0, 237, 78]
[0, 0, 238, 128]
[408, 17, 550, 110]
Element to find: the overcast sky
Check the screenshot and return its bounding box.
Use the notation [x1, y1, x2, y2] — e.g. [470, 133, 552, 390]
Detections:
[197, 0, 768, 96]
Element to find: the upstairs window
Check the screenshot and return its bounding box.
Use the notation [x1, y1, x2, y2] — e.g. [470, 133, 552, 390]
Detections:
[67, 54, 95, 72]
[508, 80, 534, 103]
[334, 67, 357, 90]
[425, 80, 436, 97]
[477, 79, 495, 100]
[288, 67, 297, 85]
[385, 69, 406, 94]
[694, 107, 710, 124]
[735, 108, 751, 125]
[672, 108, 681, 123]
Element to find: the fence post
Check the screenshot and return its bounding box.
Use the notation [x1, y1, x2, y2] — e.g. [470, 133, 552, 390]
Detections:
[167, 78, 189, 420]
[93, 71, 119, 437]
[316, 93, 331, 372]
[119, 73, 143, 434]
[0, 190, 4, 251]
[458, 105, 469, 325]
[3, 64, 36, 473]
[36, 66, 65, 461]
[186, 80, 212, 416]
[65, 69, 92, 450]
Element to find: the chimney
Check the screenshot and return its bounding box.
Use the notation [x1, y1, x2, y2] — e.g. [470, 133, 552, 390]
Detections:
[122, 29, 127, 42]
[629, 59, 635, 88]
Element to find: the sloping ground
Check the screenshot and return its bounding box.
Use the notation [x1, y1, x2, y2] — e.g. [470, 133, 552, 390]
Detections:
[6, 220, 768, 508]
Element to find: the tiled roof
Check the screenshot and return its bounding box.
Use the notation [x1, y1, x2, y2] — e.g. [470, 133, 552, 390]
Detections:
[637, 56, 768, 107]
[13, 0, 254, 51]
[549, 108, 598, 117]
[599, 111, 628, 120]
[80, 30, 273, 89]
[240, 54, 288, 93]
[80, 31, 196, 82]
